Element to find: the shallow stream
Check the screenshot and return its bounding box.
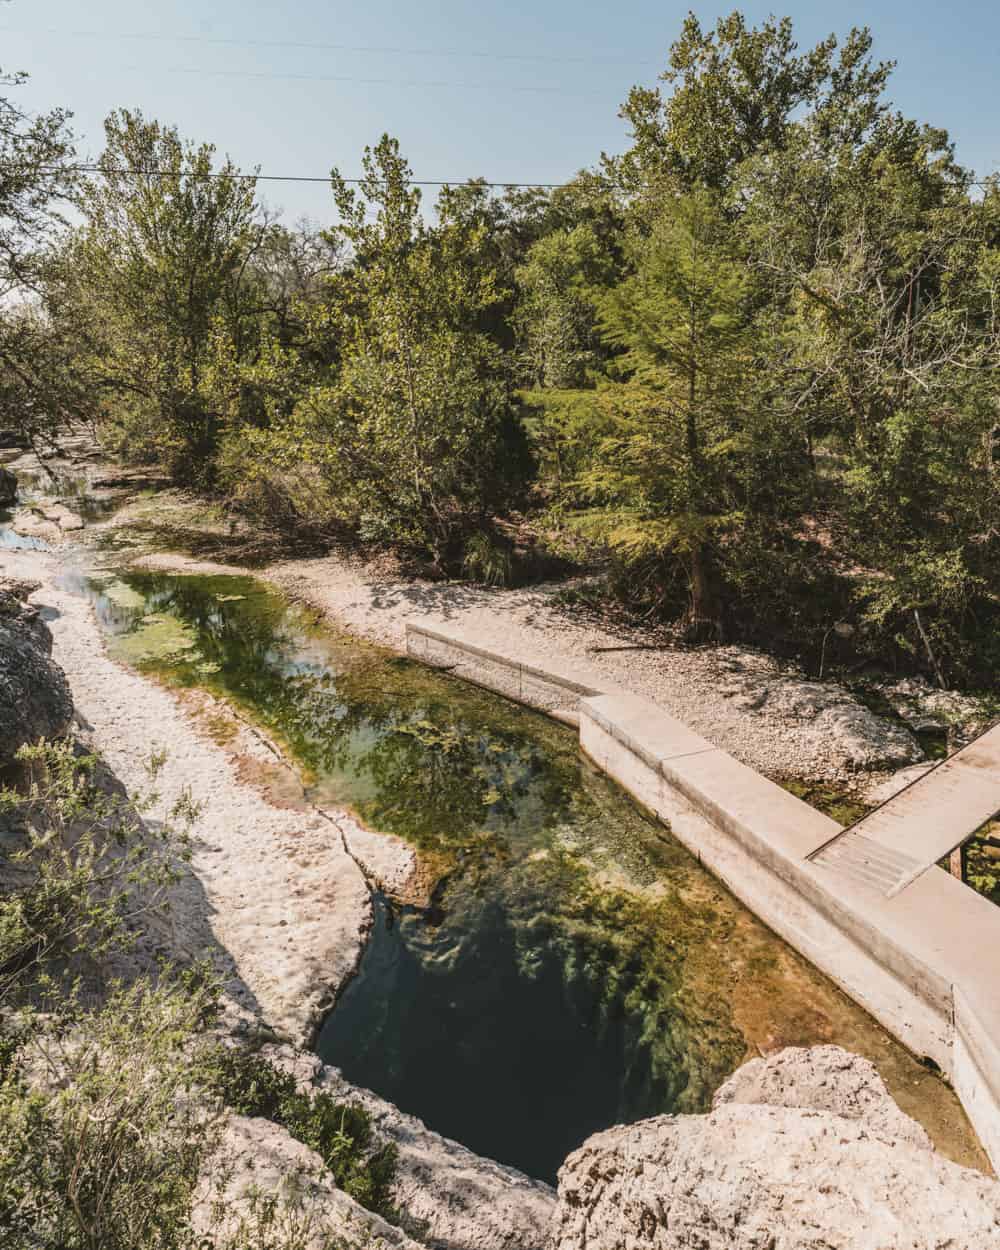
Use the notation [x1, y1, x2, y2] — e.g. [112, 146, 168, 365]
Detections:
[0, 453, 986, 1179]
[55, 564, 986, 1180]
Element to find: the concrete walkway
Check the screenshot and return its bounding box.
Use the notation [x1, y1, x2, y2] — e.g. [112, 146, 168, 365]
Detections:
[811, 723, 1000, 897]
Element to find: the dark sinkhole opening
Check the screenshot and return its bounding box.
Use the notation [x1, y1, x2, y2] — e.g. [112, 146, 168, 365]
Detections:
[317, 890, 673, 1184]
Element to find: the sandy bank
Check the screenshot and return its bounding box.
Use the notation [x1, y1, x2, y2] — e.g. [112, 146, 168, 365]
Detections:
[0, 543, 376, 1047]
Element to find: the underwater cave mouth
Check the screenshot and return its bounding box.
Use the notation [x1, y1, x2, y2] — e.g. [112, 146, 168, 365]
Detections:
[60, 564, 980, 1181]
[318, 888, 683, 1185]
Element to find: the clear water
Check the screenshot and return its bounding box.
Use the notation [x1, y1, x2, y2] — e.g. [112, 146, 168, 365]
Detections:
[0, 508, 48, 550]
[59, 566, 986, 1179]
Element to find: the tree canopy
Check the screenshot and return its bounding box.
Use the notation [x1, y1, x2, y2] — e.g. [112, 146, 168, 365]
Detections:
[4, 10, 1000, 682]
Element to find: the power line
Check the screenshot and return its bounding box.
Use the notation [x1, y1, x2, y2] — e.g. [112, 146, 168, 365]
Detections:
[0, 24, 657, 68]
[36, 164, 575, 189]
[142, 65, 605, 97]
[34, 164, 994, 190]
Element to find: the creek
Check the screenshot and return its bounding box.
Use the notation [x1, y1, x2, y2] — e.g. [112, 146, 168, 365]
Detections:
[0, 462, 985, 1179]
[56, 565, 982, 1180]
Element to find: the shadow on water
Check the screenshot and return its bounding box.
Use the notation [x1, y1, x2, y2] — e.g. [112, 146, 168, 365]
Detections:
[60, 565, 991, 1180]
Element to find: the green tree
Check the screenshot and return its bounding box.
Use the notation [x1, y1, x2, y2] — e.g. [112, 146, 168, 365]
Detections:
[0, 67, 82, 447]
[615, 12, 891, 200]
[514, 223, 615, 389]
[738, 80, 1000, 677]
[255, 137, 528, 569]
[65, 110, 260, 481]
[581, 191, 770, 636]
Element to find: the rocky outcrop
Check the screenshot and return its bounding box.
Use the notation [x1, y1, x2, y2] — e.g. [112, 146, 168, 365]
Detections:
[0, 465, 16, 506]
[878, 675, 992, 746]
[715, 648, 923, 772]
[0, 577, 73, 764]
[711, 1044, 933, 1149]
[11, 502, 85, 542]
[195, 1113, 426, 1250]
[260, 1044, 557, 1250]
[553, 1046, 1000, 1250]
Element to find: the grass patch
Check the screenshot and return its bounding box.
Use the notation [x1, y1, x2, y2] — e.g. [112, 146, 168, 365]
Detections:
[205, 1045, 398, 1219]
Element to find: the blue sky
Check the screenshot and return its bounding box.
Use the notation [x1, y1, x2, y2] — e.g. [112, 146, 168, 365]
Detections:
[5, 1, 999, 222]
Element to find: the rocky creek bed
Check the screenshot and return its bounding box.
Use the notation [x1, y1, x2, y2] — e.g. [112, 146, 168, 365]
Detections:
[24, 551, 988, 1177]
[2, 448, 998, 1244]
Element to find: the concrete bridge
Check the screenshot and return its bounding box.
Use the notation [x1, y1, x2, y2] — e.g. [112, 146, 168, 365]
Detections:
[810, 723, 1000, 897]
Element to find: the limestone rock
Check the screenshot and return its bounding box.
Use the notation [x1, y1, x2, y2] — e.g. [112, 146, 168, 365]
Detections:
[195, 1113, 425, 1250]
[712, 1043, 932, 1150]
[553, 1046, 1000, 1250]
[261, 1044, 557, 1250]
[0, 577, 73, 764]
[37, 501, 86, 531]
[878, 677, 991, 748]
[10, 509, 61, 544]
[10, 502, 85, 543]
[0, 465, 16, 506]
[716, 648, 923, 772]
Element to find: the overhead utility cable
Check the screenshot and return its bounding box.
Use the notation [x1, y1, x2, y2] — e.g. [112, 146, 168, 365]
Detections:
[26, 164, 995, 190]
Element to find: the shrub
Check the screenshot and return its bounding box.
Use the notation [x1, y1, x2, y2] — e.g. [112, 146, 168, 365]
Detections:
[0, 739, 196, 1008]
[205, 1046, 397, 1219]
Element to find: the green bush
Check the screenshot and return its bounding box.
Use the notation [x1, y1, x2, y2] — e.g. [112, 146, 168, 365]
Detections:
[205, 1047, 397, 1218]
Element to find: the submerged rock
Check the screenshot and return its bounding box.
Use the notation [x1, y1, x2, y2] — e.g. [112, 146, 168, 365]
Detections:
[0, 577, 73, 764]
[553, 1046, 1000, 1250]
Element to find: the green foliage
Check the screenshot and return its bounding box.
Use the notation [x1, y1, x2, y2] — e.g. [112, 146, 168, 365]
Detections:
[614, 12, 892, 197]
[204, 1046, 397, 1218]
[0, 740, 196, 1007]
[0, 979, 220, 1250]
[239, 136, 531, 566]
[514, 223, 616, 388]
[573, 189, 781, 634]
[0, 737, 226, 1250]
[56, 109, 261, 481]
[0, 69, 85, 447]
[10, 10, 1000, 679]
[461, 529, 514, 587]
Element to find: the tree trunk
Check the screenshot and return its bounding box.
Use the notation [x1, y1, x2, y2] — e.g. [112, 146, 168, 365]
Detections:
[686, 543, 723, 642]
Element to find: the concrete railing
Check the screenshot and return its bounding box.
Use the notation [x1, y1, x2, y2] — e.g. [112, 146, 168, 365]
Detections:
[406, 618, 1000, 1170]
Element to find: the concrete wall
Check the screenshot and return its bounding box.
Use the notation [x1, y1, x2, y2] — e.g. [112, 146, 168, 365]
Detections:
[406, 618, 1000, 1171]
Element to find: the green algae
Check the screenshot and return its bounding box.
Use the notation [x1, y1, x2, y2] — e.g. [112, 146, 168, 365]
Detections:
[112, 613, 200, 665]
[98, 579, 149, 611]
[73, 564, 990, 1180]
[780, 778, 871, 827]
